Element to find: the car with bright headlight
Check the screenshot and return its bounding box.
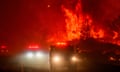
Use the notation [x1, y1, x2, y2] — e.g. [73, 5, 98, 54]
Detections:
[49, 42, 82, 72]
[18, 45, 49, 71]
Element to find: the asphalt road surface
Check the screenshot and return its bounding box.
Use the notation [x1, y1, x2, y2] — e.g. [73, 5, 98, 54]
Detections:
[0, 64, 120, 72]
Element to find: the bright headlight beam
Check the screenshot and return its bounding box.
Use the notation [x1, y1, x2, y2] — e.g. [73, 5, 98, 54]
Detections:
[71, 56, 77, 62]
[26, 52, 33, 58]
[36, 52, 43, 58]
[53, 56, 61, 62]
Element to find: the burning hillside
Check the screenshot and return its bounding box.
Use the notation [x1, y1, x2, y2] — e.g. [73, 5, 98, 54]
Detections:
[47, 0, 120, 46]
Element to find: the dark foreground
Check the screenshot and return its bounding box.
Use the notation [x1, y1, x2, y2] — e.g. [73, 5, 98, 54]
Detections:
[0, 64, 120, 72]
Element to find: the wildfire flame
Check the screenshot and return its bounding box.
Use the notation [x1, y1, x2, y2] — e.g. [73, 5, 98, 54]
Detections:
[90, 27, 105, 39]
[62, 4, 83, 40]
[48, 0, 120, 46]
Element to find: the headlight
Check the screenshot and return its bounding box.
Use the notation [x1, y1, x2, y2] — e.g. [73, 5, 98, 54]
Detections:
[36, 52, 43, 58]
[26, 52, 33, 58]
[71, 56, 78, 62]
[53, 55, 61, 63]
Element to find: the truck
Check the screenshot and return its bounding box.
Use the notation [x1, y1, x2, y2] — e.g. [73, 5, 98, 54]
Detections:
[49, 42, 82, 72]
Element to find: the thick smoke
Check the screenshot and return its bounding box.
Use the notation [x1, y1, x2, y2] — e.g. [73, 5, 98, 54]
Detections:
[82, 0, 120, 27]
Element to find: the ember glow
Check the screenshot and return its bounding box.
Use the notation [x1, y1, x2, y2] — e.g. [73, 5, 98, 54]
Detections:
[90, 27, 105, 39]
[48, 0, 120, 46]
[56, 42, 67, 46]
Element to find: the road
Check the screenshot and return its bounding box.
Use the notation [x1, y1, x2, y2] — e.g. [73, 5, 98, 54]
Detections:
[0, 54, 120, 72]
[0, 64, 120, 72]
